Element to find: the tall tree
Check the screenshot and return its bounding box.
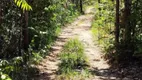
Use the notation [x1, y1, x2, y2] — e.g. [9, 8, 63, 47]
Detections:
[22, 11, 29, 51]
[22, 0, 29, 51]
[115, 0, 120, 45]
[124, 0, 131, 44]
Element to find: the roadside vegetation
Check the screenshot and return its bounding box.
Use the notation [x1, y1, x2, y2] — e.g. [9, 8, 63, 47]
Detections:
[57, 38, 91, 80]
[92, 0, 142, 65]
[0, 0, 84, 80]
[91, 0, 115, 63]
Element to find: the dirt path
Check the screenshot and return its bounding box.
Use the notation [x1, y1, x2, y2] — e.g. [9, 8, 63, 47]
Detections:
[32, 5, 142, 80]
[33, 6, 120, 80]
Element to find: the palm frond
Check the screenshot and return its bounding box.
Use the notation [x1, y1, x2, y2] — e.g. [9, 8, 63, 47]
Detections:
[14, 0, 32, 11]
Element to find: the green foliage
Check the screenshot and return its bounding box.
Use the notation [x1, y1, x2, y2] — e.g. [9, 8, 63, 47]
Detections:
[58, 38, 90, 79]
[0, 0, 93, 79]
[0, 57, 23, 80]
[29, 52, 43, 64]
[0, 0, 82, 79]
[91, 0, 117, 63]
[92, 0, 142, 63]
[57, 69, 91, 80]
[131, 0, 142, 58]
[14, 0, 32, 11]
[28, 0, 79, 52]
[0, 72, 11, 80]
[91, 0, 115, 48]
[0, 56, 39, 80]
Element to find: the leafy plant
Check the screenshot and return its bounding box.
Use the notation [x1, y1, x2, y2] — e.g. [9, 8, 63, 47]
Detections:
[91, 0, 115, 48]
[58, 38, 90, 79]
[91, 0, 116, 63]
[0, 72, 11, 80]
[14, 0, 32, 11]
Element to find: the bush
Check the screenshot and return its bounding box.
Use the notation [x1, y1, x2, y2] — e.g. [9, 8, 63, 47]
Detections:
[57, 38, 90, 79]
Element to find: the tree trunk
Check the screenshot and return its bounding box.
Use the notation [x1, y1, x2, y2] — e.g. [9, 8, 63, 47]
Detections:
[22, 11, 29, 51]
[98, 0, 101, 3]
[115, 0, 120, 45]
[22, 0, 29, 64]
[122, 0, 133, 60]
[124, 0, 131, 43]
[80, 0, 83, 13]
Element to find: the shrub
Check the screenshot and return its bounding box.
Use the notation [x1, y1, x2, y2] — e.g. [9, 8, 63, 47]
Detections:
[57, 38, 90, 79]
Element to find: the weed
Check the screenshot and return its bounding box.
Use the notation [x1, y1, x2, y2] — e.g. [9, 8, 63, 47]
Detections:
[57, 38, 90, 79]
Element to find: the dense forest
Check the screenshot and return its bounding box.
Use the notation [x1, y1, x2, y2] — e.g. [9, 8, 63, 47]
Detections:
[0, 0, 142, 80]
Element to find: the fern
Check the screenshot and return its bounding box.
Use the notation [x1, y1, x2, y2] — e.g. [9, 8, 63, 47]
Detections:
[14, 0, 32, 11]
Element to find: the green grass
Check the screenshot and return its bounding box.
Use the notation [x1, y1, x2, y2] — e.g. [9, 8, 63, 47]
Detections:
[57, 38, 91, 80]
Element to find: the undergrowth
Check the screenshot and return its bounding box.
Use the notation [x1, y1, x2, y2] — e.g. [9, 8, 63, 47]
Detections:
[0, 6, 79, 80]
[91, 1, 116, 64]
[57, 38, 91, 80]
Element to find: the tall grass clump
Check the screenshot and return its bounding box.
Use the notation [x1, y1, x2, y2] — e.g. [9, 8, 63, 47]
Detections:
[57, 38, 90, 80]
